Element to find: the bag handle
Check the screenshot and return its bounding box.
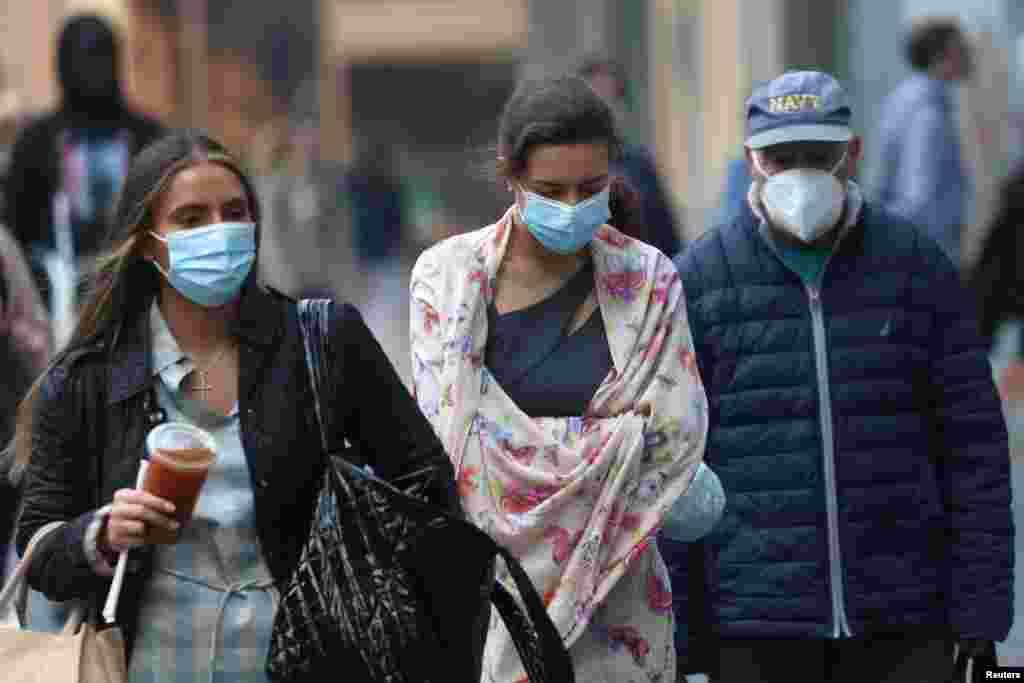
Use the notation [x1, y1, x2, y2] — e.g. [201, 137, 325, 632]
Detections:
[2, 511, 133, 633]
[0, 521, 88, 634]
[488, 543, 574, 681]
[297, 299, 333, 456]
[297, 299, 573, 681]
[0, 520, 65, 623]
[319, 453, 571, 681]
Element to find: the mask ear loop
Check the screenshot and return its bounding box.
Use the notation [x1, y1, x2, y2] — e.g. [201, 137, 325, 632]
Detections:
[513, 184, 528, 223]
[147, 232, 173, 282]
[751, 150, 773, 180]
[747, 151, 774, 223]
[829, 147, 849, 177]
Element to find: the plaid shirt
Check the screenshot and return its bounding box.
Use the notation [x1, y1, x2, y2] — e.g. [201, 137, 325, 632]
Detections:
[128, 304, 277, 683]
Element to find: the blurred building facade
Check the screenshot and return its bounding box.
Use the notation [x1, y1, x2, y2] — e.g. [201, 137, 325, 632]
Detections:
[1, 0, 1021, 251]
[0, 2, 1021, 672]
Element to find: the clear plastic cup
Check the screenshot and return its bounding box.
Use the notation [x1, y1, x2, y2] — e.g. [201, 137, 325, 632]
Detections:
[143, 423, 217, 544]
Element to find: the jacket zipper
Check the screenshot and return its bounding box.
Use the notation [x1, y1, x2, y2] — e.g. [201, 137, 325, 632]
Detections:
[806, 285, 853, 638]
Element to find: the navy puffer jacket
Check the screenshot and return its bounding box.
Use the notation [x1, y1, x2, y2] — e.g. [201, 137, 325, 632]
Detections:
[672, 203, 1013, 642]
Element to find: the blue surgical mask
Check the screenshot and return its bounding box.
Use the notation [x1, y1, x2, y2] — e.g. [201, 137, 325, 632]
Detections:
[150, 222, 256, 307]
[518, 186, 611, 255]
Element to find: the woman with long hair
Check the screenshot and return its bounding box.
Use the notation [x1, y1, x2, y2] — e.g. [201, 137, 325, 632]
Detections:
[10, 130, 457, 681]
[409, 75, 722, 682]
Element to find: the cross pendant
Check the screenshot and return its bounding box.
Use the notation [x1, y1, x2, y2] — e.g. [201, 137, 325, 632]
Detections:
[190, 370, 213, 399]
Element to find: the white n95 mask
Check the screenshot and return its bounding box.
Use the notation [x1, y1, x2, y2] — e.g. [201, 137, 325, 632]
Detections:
[754, 151, 847, 243]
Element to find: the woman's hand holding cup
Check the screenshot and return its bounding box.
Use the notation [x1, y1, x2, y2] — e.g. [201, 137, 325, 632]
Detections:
[99, 423, 218, 557]
[103, 489, 179, 553]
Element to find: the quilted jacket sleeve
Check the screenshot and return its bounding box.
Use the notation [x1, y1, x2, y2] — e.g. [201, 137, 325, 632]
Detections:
[16, 365, 111, 600]
[921, 238, 1014, 641]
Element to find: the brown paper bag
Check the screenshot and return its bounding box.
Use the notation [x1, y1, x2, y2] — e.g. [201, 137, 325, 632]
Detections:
[0, 521, 128, 682]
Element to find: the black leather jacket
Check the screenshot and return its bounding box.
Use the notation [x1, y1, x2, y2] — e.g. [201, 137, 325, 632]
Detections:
[16, 277, 456, 659]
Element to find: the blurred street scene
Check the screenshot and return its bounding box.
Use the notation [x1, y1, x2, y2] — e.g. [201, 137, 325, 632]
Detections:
[0, 0, 1021, 680]
[0, 0, 1017, 382]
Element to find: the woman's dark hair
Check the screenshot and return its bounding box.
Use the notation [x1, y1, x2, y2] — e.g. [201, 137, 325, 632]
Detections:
[496, 75, 640, 231]
[905, 19, 963, 71]
[497, 74, 624, 180]
[7, 130, 259, 477]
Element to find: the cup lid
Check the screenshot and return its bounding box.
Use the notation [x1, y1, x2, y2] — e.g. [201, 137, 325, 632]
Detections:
[146, 422, 217, 460]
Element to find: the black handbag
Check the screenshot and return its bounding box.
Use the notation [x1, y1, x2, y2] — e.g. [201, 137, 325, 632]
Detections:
[951, 641, 999, 683]
[266, 299, 574, 682]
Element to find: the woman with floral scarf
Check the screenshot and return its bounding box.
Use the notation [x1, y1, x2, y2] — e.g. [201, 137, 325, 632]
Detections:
[410, 75, 723, 682]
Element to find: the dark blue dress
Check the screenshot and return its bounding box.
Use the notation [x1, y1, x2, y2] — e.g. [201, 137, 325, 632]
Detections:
[485, 261, 612, 417]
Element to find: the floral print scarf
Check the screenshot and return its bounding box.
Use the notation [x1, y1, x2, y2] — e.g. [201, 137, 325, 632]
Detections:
[410, 208, 707, 678]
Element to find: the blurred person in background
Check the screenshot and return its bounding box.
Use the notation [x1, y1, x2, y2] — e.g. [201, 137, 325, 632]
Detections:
[575, 54, 684, 258]
[411, 74, 723, 683]
[252, 81, 350, 301]
[254, 89, 413, 384]
[877, 18, 973, 266]
[345, 136, 412, 382]
[676, 71, 1012, 682]
[0, 78, 50, 373]
[0, 227, 51, 579]
[3, 13, 163, 305]
[347, 137, 406, 274]
[0, 78, 25, 188]
[712, 157, 755, 230]
[0, 82, 51, 581]
[970, 162, 1024, 403]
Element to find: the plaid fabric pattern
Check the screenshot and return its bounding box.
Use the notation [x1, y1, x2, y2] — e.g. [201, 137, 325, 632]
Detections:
[128, 305, 278, 683]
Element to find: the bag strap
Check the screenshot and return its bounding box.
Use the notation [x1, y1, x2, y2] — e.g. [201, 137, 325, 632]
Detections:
[0, 520, 65, 623]
[488, 545, 575, 681]
[296, 299, 573, 681]
[297, 298, 333, 454]
[0, 520, 90, 634]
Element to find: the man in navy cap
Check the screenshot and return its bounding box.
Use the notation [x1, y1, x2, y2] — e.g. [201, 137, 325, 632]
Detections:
[673, 71, 1012, 681]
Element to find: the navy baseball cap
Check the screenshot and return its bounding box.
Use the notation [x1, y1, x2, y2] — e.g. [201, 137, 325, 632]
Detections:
[745, 71, 853, 149]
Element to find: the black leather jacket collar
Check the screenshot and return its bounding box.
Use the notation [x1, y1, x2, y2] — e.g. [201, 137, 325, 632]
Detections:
[104, 275, 284, 406]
